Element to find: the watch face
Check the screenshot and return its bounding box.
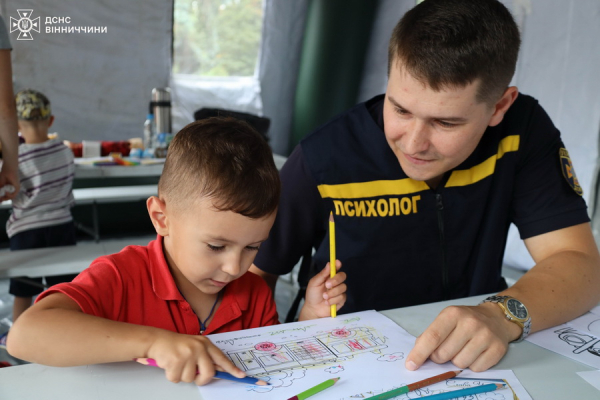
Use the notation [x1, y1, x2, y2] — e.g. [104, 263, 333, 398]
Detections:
[507, 298, 528, 319]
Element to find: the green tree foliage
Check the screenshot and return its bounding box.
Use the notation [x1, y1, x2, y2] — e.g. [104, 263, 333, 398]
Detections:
[173, 0, 263, 77]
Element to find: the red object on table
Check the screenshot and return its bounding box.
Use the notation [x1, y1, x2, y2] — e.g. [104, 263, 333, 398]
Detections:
[69, 141, 131, 157]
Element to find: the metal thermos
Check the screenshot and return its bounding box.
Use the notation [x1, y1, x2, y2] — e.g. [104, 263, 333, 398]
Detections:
[151, 88, 171, 134]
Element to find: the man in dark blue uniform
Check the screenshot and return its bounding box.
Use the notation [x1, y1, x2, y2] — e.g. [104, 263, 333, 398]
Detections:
[251, 0, 600, 372]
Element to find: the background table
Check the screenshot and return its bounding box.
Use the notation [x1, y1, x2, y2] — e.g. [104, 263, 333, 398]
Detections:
[0, 294, 597, 399]
[0, 236, 154, 279]
[72, 153, 287, 179]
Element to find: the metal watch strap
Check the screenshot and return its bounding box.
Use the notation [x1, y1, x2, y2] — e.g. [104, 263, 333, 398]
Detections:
[481, 295, 531, 342]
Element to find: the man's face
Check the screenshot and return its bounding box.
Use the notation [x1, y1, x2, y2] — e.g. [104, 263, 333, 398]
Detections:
[383, 65, 498, 187]
[162, 198, 275, 296]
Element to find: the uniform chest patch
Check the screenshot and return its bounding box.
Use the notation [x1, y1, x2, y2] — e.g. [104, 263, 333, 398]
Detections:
[559, 148, 583, 196]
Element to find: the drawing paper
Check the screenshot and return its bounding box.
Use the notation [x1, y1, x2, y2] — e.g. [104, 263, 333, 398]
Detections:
[199, 310, 531, 400]
[589, 305, 600, 316]
[527, 319, 600, 369]
[370, 370, 531, 400]
[567, 311, 600, 337]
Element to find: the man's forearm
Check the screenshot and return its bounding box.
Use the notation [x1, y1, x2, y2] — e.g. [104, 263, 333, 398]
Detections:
[0, 49, 18, 172]
[502, 244, 600, 333]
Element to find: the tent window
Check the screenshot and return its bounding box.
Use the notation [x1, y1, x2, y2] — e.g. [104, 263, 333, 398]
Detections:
[173, 0, 264, 78]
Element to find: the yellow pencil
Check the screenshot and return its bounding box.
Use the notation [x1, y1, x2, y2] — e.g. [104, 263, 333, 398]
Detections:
[329, 211, 336, 318]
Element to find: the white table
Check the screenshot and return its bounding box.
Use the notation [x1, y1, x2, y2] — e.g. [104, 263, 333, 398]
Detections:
[0, 295, 597, 399]
[0, 185, 158, 241]
[69, 185, 157, 241]
[0, 185, 157, 211]
[72, 154, 288, 178]
[0, 235, 155, 279]
[74, 161, 165, 178]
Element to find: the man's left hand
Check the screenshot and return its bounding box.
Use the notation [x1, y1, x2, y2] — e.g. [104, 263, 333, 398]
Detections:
[405, 302, 520, 372]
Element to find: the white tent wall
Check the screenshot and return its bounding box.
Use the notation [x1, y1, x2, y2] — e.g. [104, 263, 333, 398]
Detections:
[503, 0, 600, 269]
[1, 0, 172, 143]
[357, 0, 413, 103]
[258, 0, 309, 156]
[359, 0, 600, 271]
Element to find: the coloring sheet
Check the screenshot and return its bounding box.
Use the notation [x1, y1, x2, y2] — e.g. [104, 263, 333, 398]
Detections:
[357, 370, 531, 400]
[526, 308, 600, 369]
[199, 310, 531, 400]
[566, 311, 600, 337]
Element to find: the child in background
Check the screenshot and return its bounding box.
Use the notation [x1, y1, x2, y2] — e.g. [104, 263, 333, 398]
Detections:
[0, 89, 77, 347]
[7, 117, 347, 386]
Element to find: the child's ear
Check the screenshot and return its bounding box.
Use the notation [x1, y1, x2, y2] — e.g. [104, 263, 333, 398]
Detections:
[147, 196, 169, 236]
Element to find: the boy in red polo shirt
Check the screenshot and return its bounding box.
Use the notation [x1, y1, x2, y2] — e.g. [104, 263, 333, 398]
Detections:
[7, 117, 347, 386]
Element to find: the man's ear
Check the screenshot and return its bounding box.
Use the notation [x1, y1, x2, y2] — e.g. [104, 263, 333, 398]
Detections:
[488, 86, 519, 127]
[147, 196, 169, 236]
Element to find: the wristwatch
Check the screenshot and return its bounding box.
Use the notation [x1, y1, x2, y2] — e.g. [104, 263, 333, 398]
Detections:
[481, 295, 531, 342]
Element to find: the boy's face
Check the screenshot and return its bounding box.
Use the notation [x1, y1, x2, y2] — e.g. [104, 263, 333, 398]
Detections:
[156, 197, 275, 296]
[383, 63, 514, 187]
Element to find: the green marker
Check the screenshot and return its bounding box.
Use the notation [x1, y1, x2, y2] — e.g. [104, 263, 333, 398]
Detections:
[287, 377, 341, 400]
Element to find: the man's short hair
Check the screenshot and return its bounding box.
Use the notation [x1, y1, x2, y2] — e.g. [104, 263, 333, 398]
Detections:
[388, 0, 521, 105]
[15, 89, 52, 121]
[158, 117, 280, 218]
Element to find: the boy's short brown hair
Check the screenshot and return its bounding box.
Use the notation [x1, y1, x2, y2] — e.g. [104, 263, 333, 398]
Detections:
[388, 0, 521, 105]
[158, 117, 280, 218]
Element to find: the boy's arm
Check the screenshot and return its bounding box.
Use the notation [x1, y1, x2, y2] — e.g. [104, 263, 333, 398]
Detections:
[298, 260, 346, 321]
[8, 293, 245, 385]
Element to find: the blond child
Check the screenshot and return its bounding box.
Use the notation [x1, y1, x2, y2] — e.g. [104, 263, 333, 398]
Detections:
[7, 117, 347, 385]
[4, 89, 77, 328]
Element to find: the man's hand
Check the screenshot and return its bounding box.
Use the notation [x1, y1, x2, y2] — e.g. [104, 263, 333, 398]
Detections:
[0, 166, 19, 201]
[405, 302, 521, 372]
[298, 260, 347, 320]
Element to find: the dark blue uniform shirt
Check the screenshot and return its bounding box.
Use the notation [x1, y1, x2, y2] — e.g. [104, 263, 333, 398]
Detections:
[255, 94, 589, 313]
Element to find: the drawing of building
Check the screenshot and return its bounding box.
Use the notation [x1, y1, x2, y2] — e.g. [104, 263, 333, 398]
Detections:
[227, 327, 387, 375]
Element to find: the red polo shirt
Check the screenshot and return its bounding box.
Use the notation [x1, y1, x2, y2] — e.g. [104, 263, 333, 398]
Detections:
[37, 235, 279, 335]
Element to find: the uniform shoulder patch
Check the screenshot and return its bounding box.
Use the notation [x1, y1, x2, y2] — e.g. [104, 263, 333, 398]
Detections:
[559, 148, 583, 196]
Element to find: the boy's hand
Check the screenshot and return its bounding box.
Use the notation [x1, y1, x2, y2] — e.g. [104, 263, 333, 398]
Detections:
[299, 260, 347, 320]
[145, 331, 245, 386]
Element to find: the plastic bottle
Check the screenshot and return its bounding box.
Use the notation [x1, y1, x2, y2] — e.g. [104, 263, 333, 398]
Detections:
[154, 133, 168, 158]
[143, 113, 154, 150]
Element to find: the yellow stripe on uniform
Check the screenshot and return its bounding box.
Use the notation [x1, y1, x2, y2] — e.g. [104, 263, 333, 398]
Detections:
[446, 135, 519, 187]
[318, 178, 429, 199]
[317, 135, 519, 198]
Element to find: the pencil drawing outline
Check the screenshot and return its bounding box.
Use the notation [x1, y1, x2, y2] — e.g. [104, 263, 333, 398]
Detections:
[223, 326, 399, 393]
[554, 326, 600, 357]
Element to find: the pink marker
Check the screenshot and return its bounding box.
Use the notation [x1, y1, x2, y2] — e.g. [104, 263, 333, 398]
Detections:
[133, 357, 270, 386]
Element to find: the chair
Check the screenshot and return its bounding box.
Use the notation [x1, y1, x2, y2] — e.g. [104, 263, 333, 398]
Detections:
[284, 248, 316, 323]
[193, 108, 271, 142]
